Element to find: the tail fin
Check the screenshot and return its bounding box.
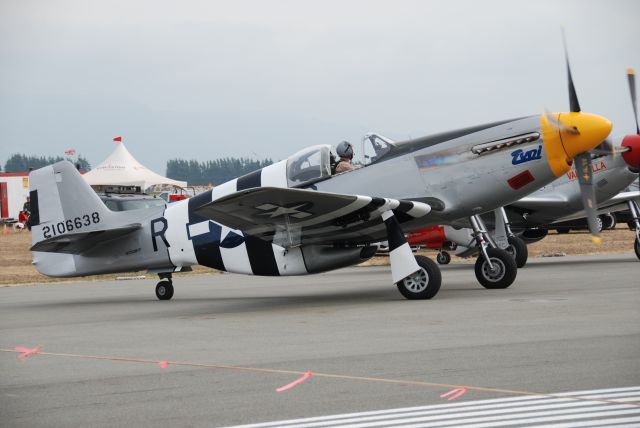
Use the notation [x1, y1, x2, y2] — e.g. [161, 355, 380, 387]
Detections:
[29, 161, 114, 249]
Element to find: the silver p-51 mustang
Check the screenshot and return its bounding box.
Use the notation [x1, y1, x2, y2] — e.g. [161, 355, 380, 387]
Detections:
[28, 45, 614, 301]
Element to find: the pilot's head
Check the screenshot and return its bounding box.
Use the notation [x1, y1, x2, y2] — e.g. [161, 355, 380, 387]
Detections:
[337, 141, 354, 160]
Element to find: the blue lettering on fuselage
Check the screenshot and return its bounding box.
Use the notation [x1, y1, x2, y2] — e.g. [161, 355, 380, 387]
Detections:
[511, 145, 542, 165]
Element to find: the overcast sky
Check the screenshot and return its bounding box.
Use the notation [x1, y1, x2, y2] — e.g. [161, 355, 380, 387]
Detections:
[1, 0, 639, 173]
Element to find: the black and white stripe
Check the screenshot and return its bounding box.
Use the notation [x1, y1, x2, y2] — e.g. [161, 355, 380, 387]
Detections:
[187, 189, 225, 271]
[222, 386, 640, 428]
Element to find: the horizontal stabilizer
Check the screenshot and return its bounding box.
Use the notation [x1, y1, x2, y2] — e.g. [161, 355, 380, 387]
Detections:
[31, 223, 142, 254]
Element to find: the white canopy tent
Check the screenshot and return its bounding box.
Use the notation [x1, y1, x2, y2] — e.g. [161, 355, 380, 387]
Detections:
[83, 141, 187, 190]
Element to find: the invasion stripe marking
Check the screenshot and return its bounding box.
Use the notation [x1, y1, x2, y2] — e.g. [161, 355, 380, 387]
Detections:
[236, 170, 262, 191]
[188, 190, 225, 271]
[244, 235, 279, 276]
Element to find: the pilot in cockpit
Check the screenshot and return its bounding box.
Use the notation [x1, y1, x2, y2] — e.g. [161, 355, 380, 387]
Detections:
[333, 141, 361, 174]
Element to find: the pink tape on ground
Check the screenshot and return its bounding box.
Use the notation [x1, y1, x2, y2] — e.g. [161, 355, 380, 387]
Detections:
[440, 386, 468, 401]
[276, 371, 313, 392]
[158, 361, 169, 369]
[15, 345, 43, 361]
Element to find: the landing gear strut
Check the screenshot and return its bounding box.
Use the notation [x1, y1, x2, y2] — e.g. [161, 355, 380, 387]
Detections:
[470, 214, 517, 289]
[496, 207, 528, 268]
[628, 200, 640, 261]
[156, 273, 174, 300]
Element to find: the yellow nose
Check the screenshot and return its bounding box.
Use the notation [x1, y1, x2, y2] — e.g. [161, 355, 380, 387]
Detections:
[540, 112, 612, 177]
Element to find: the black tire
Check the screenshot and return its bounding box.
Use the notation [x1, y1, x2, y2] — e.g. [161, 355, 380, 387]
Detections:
[474, 248, 517, 289]
[156, 281, 174, 300]
[436, 251, 451, 265]
[635, 237, 640, 261]
[506, 236, 528, 268]
[556, 227, 570, 234]
[601, 213, 616, 230]
[396, 255, 442, 300]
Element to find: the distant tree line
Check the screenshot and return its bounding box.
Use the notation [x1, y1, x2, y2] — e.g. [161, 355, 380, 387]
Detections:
[166, 157, 274, 186]
[3, 154, 91, 173]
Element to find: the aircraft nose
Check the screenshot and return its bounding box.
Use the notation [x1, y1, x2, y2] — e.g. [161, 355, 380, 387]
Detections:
[621, 134, 640, 169]
[541, 111, 613, 177]
[558, 112, 612, 159]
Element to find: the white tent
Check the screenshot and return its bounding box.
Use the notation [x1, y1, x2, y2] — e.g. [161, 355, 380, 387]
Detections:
[83, 141, 187, 189]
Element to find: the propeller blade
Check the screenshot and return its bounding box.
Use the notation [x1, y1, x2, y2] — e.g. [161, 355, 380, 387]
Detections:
[590, 139, 632, 158]
[562, 29, 581, 113]
[628, 68, 639, 134]
[574, 153, 601, 244]
[544, 108, 580, 134]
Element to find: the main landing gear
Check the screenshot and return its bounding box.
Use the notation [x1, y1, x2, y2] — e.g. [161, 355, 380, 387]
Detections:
[469, 215, 517, 289]
[495, 207, 528, 268]
[156, 273, 174, 300]
[396, 255, 442, 299]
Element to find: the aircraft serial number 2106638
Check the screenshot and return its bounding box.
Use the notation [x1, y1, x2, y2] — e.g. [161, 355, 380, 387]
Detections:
[42, 212, 101, 238]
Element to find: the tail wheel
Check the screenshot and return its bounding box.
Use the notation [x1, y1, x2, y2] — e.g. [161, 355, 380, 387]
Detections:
[475, 248, 517, 289]
[396, 255, 441, 300]
[156, 281, 174, 300]
[635, 237, 640, 261]
[506, 236, 528, 268]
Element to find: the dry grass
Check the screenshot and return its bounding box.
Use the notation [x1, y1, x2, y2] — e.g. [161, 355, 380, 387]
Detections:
[0, 227, 217, 286]
[0, 225, 636, 285]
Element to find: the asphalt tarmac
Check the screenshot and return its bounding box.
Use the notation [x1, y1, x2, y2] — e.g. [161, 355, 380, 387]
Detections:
[1, 254, 639, 427]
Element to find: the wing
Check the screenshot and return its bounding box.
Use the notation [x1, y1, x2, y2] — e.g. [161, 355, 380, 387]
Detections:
[192, 187, 430, 247]
[509, 194, 570, 211]
[30, 223, 142, 254]
[597, 190, 640, 209]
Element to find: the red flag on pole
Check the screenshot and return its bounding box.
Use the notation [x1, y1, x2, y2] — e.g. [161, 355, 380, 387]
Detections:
[113, 136, 122, 142]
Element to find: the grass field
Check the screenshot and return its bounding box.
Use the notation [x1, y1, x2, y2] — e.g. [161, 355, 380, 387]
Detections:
[0, 226, 636, 285]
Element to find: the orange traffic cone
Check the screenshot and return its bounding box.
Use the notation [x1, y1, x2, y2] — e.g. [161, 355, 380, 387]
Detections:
[2, 224, 9, 235]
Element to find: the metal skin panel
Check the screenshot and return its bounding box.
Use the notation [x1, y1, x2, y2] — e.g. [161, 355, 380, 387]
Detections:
[315, 116, 558, 226]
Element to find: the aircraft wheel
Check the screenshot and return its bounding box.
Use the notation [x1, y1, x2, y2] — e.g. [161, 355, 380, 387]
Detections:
[556, 227, 570, 234]
[506, 236, 528, 268]
[436, 251, 451, 265]
[595, 216, 604, 233]
[602, 213, 616, 230]
[396, 255, 441, 300]
[156, 281, 174, 300]
[635, 237, 640, 261]
[475, 248, 517, 289]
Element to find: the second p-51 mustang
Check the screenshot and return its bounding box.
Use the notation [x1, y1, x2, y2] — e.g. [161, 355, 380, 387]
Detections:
[28, 43, 614, 301]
